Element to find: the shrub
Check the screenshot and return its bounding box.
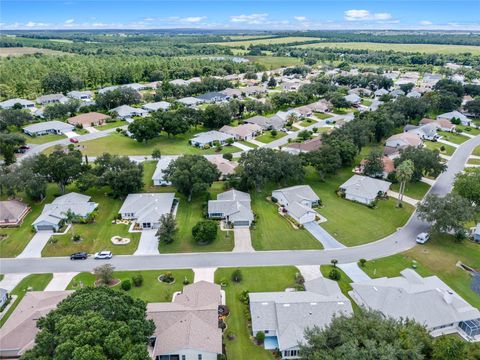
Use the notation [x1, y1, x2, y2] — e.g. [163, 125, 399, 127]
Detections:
[270, 129, 278, 137]
[183, 276, 190, 285]
[255, 331, 265, 344]
[132, 274, 143, 287]
[71, 234, 81, 242]
[231, 269, 243, 283]
[359, 259, 367, 267]
[223, 152, 233, 161]
[331, 259, 338, 268]
[121, 279, 132, 291]
[328, 268, 341, 281]
[312, 127, 318, 133]
[440, 145, 446, 152]
[192, 220, 218, 245]
[295, 272, 305, 285]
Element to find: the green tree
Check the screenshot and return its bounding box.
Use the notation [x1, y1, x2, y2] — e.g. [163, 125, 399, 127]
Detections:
[261, 72, 268, 82]
[267, 77, 277, 88]
[231, 268, 243, 283]
[454, 167, 480, 207]
[163, 155, 220, 201]
[0, 108, 33, 130]
[37, 149, 84, 194]
[395, 146, 446, 182]
[432, 336, 470, 360]
[151, 148, 161, 160]
[464, 99, 480, 118]
[96, 87, 141, 110]
[156, 213, 177, 244]
[363, 149, 384, 177]
[202, 104, 232, 128]
[396, 159, 414, 206]
[21, 287, 154, 360]
[128, 117, 161, 143]
[192, 220, 218, 244]
[41, 72, 74, 94]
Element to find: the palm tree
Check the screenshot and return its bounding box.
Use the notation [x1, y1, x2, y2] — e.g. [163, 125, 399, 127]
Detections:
[396, 160, 414, 207]
[62, 209, 81, 238]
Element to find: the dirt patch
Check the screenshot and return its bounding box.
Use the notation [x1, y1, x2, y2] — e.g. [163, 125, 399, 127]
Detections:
[0, 47, 71, 57]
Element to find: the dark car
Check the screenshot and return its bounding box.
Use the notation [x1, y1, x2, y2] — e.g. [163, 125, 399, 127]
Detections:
[70, 252, 88, 260]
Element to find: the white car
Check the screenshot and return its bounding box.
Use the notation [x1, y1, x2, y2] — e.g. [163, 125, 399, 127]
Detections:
[416, 232, 430, 244]
[94, 251, 113, 259]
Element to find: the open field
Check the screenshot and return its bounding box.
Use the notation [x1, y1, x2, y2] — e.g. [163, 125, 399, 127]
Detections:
[246, 56, 303, 69]
[223, 35, 276, 41]
[296, 42, 480, 55]
[67, 269, 194, 302]
[215, 266, 299, 360]
[213, 36, 322, 47]
[0, 47, 71, 57]
[363, 234, 480, 308]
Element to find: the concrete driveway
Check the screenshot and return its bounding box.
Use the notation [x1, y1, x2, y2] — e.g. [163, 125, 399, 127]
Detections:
[303, 221, 346, 249]
[233, 227, 254, 252]
[17, 230, 53, 258]
[193, 268, 216, 283]
[64, 131, 79, 138]
[0, 273, 29, 291]
[134, 230, 160, 255]
[85, 126, 100, 134]
[44, 272, 78, 291]
[296, 265, 322, 281]
[338, 262, 371, 282]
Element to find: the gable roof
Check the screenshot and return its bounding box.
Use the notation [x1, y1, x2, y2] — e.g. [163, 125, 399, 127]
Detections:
[142, 101, 171, 112]
[340, 175, 391, 200]
[385, 132, 422, 148]
[23, 120, 74, 134]
[110, 105, 148, 117]
[68, 112, 111, 126]
[152, 157, 174, 183]
[272, 185, 319, 219]
[245, 114, 286, 130]
[219, 123, 262, 138]
[437, 110, 469, 121]
[119, 193, 175, 224]
[208, 189, 253, 223]
[196, 92, 229, 101]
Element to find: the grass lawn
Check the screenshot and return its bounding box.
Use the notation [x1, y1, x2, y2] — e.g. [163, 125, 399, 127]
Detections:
[467, 158, 480, 165]
[76, 131, 241, 156]
[0, 273, 53, 327]
[473, 146, 480, 156]
[332, 107, 355, 115]
[305, 167, 414, 246]
[320, 265, 360, 313]
[94, 120, 127, 130]
[42, 186, 141, 257]
[438, 131, 468, 145]
[425, 141, 456, 156]
[238, 140, 258, 149]
[67, 269, 194, 302]
[361, 99, 373, 106]
[458, 125, 480, 136]
[215, 266, 299, 360]
[23, 133, 66, 144]
[255, 131, 287, 144]
[299, 118, 317, 127]
[313, 112, 333, 120]
[245, 56, 303, 69]
[363, 234, 480, 308]
[251, 190, 322, 250]
[390, 181, 431, 200]
[315, 127, 332, 134]
[0, 184, 61, 257]
[159, 182, 234, 253]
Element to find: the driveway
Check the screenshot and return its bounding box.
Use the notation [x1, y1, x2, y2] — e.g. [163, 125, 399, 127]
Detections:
[134, 230, 159, 255]
[338, 262, 371, 282]
[0, 273, 29, 291]
[303, 221, 346, 249]
[233, 142, 254, 151]
[233, 227, 254, 252]
[64, 131, 79, 138]
[85, 126, 100, 134]
[44, 272, 78, 291]
[17, 230, 53, 258]
[193, 268, 216, 283]
[296, 265, 322, 281]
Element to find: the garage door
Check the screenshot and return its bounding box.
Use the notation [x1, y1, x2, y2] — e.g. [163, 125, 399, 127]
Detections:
[234, 221, 250, 227]
[36, 225, 54, 231]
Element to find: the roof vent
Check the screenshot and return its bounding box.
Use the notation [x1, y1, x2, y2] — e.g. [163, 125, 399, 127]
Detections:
[310, 302, 317, 306]
[283, 304, 290, 307]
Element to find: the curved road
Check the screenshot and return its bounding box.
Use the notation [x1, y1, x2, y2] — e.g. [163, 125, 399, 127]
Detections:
[3, 133, 478, 275]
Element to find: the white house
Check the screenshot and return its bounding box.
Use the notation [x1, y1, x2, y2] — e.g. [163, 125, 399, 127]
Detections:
[344, 93, 361, 105]
[339, 175, 391, 205]
[189, 131, 234, 148]
[177, 96, 204, 108]
[219, 123, 262, 141]
[119, 193, 175, 229]
[169, 79, 190, 87]
[67, 90, 94, 101]
[272, 185, 319, 225]
[208, 189, 254, 227]
[36, 93, 69, 105]
[142, 101, 171, 112]
[110, 105, 148, 122]
[0, 98, 36, 110]
[151, 157, 174, 186]
[437, 111, 471, 126]
[23, 120, 75, 137]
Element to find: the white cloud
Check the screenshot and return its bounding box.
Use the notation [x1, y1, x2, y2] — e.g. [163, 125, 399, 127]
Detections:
[419, 20, 433, 25]
[143, 17, 155, 22]
[167, 16, 206, 23]
[64, 19, 75, 24]
[344, 9, 393, 22]
[230, 13, 268, 24]
[25, 21, 49, 27]
[294, 16, 307, 22]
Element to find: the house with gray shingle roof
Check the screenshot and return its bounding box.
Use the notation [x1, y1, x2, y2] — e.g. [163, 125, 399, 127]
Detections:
[208, 189, 253, 227]
[110, 105, 148, 122]
[350, 269, 480, 341]
[36, 93, 69, 105]
[119, 193, 175, 229]
[196, 92, 229, 103]
[152, 158, 174, 186]
[142, 101, 171, 112]
[23, 120, 75, 137]
[344, 93, 361, 105]
[190, 130, 234, 148]
[339, 175, 391, 205]
[67, 90, 93, 101]
[177, 96, 204, 108]
[272, 185, 319, 225]
[147, 281, 223, 360]
[250, 277, 353, 359]
[437, 110, 471, 126]
[244, 114, 286, 131]
[0, 98, 36, 110]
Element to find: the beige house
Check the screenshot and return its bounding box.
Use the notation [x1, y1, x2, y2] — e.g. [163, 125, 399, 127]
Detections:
[219, 123, 262, 141]
[0, 200, 29, 226]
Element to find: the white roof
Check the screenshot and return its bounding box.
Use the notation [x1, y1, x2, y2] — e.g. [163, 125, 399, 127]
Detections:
[23, 120, 74, 134]
[177, 97, 203, 106]
[142, 101, 171, 112]
[340, 175, 391, 200]
[119, 193, 175, 224]
[272, 185, 319, 219]
[191, 131, 233, 145]
[437, 111, 469, 121]
[111, 105, 148, 117]
[0, 98, 35, 109]
[152, 158, 174, 182]
[208, 189, 253, 223]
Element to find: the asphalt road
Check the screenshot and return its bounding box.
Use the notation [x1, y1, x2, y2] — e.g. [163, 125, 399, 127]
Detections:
[2, 134, 478, 274]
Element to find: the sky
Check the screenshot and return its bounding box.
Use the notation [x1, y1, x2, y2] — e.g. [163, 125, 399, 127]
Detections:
[1, 1, 480, 31]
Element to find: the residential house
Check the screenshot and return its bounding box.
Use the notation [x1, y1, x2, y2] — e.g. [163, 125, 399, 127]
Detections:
[356, 156, 395, 179]
[98, 85, 122, 94]
[110, 105, 148, 122]
[344, 93, 361, 105]
[272, 185, 319, 225]
[406, 90, 421, 98]
[190, 131, 234, 148]
[142, 101, 171, 112]
[284, 135, 323, 155]
[0, 98, 35, 110]
[349, 88, 372, 97]
[207, 157, 237, 179]
[244, 114, 286, 131]
[0, 200, 30, 226]
[437, 111, 471, 126]
[250, 277, 353, 359]
[474, 223, 480, 242]
[177, 97, 204, 108]
[208, 189, 253, 227]
[0, 288, 8, 308]
[308, 99, 331, 113]
[119, 193, 175, 229]
[68, 112, 111, 127]
[374, 88, 389, 97]
[67, 90, 94, 101]
[404, 123, 439, 141]
[32, 192, 98, 231]
[187, 77, 202, 84]
[390, 89, 405, 98]
[36, 93, 69, 105]
[196, 92, 229, 103]
[169, 79, 190, 87]
[419, 118, 456, 132]
[219, 123, 262, 141]
[339, 175, 391, 205]
[462, 95, 474, 106]
[23, 120, 75, 137]
[384, 132, 423, 157]
[422, 73, 442, 88]
[152, 157, 174, 186]
[147, 281, 223, 360]
[0, 291, 72, 358]
[350, 269, 480, 341]
[241, 85, 267, 96]
[220, 88, 243, 99]
[383, 71, 400, 80]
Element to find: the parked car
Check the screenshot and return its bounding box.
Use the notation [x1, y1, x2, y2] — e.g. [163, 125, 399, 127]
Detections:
[94, 251, 112, 259]
[70, 252, 88, 260]
[416, 232, 430, 244]
[16, 145, 31, 153]
[70, 138, 79, 143]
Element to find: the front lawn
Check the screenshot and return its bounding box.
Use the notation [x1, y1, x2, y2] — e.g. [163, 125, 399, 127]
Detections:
[255, 131, 287, 144]
[425, 141, 456, 156]
[159, 182, 234, 253]
[23, 133, 66, 144]
[332, 108, 355, 115]
[42, 187, 141, 257]
[76, 131, 241, 156]
[299, 118, 317, 127]
[214, 266, 299, 360]
[438, 131, 468, 145]
[238, 140, 258, 149]
[94, 120, 127, 130]
[473, 146, 480, 156]
[0, 273, 53, 326]
[361, 99, 372, 106]
[313, 112, 333, 120]
[457, 125, 480, 136]
[320, 265, 360, 313]
[305, 167, 414, 247]
[467, 158, 480, 165]
[67, 269, 194, 302]
[250, 190, 322, 251]
[363, 234, 480, 308]
[390, 181, 431, 200]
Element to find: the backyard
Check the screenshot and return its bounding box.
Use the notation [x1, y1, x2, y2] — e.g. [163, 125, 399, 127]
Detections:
[67, 269, 194, 302]
[214, 266, 299, 360]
